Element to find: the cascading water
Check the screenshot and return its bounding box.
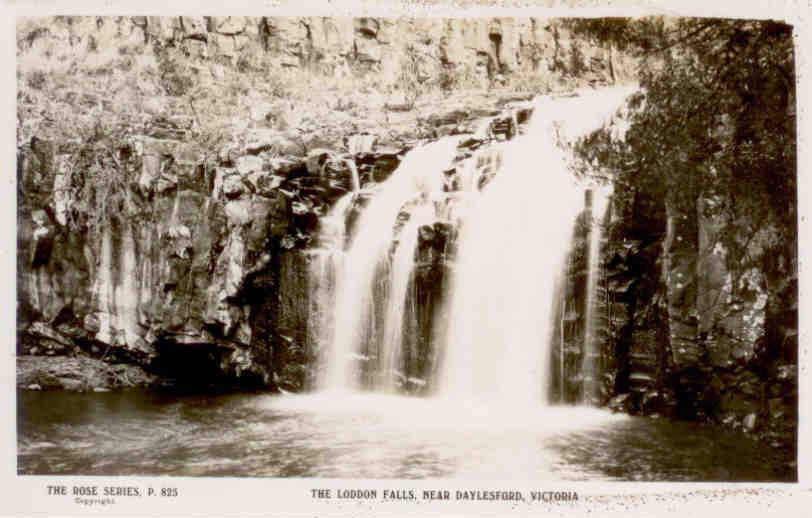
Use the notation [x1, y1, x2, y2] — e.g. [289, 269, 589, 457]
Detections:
[437, 87, 636, 405]
[379, 205, 433, 391]
[345, 159, 361, 192]
[437, 105, 581, 404]
[309, 86, 634, 401]
[581, 184, 612, 405]
[117, 224, 140, 347]
[308, 193, 354, 388]
[316, 138, 461, 392]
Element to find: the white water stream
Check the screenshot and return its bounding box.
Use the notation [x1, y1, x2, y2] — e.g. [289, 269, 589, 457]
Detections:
[438, 89, 634, 406]
[313, 87, 635, 403]
[581, 184, 613, 404]
[316, 138, 460, 392]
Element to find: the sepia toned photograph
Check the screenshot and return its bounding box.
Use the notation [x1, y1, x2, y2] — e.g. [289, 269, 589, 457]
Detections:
[15, 13, 797, 483]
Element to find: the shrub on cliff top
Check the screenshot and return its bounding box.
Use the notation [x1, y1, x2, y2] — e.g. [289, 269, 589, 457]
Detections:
[571, 17, 796, 364]
[572, 17, 795, 260]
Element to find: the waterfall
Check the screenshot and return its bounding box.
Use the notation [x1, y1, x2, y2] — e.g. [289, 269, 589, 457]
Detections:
[346, 134, 374, 191]
[345, 159, 361, 192]
[437, 103, 581, 404]
[379, 205, 432, 391]
[581, 185, 612, 405]
[309, 193, 354, 388]
[308, 86, 634, 400]
[436, 87, 635, 405]
[317, 138, 461, 392]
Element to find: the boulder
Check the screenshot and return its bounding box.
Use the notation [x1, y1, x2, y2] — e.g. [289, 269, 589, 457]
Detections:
[246, 171, 284, 196]
[235, 155, 263, 175]
[305, 149, 333, 176]
[211, 16, 247, 35]
[355, 18, 379, 38]
[742, 412, 757, 432]
[17, 356, 157, 391]
[180, 17, 208, 40]
[222, 174, 245, 199]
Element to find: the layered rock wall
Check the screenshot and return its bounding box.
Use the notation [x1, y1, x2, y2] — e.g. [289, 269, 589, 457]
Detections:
[18, 16, 628, 88]
[18, 15, 630, 392]
[17, 91, 535, 393]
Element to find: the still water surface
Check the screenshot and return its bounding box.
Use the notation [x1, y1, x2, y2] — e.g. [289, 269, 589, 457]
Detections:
[18, 390, 793, 480]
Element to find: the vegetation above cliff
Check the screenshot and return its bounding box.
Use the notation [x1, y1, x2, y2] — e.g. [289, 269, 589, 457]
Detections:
[17, 16, 615, 151]
[572, 17, 795, 290]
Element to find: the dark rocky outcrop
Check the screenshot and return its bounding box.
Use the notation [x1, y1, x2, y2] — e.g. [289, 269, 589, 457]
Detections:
[17, 356, 157, 391]
[554, 168, 796, 451]
[17, 133, 386, 391]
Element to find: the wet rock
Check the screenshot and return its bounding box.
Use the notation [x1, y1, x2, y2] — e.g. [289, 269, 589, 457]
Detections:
[265, 156, 304, 177]
[29, 210, 54, 267]
[180, 17, 208, 40]
[742, 412, 757, 432]
[305, 149, 333, 176]
[356, 149, 402, 184]
[608, 393, 633, 413]
[236, 155, 263, 175]
[222, 174, 246, 199]
[245, 171, 284, 196]
[24, 322, 73, 354]
[211, 16, 246, 35]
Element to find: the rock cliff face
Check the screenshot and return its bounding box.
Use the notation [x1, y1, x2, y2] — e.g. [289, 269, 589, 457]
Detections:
[551, 164, 797, 447]
[551, 178, 796, 450]
[22, 16, 604, 391]
[16, 102, 531, 391]
[18, 16, 626, 89]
